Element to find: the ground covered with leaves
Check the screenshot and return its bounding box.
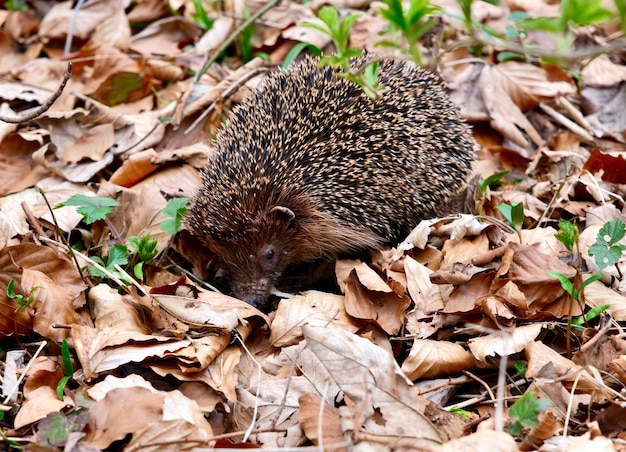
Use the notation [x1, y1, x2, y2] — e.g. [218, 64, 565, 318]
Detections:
[1, 0, 626, 450]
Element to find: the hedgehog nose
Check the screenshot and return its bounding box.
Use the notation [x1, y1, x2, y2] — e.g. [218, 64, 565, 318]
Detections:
[242, 294, 264, 308]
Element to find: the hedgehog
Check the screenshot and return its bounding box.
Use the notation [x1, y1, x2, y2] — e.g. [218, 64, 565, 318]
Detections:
[186, 55, 475, 310]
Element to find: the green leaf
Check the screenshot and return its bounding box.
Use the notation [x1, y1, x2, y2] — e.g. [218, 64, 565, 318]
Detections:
[580, 273, 603, 290]
[478, 169, 510, 193]
[61, 339, 74, 377]
[514, 360, 527, 378]
[56, 194, 119, 224]
[37, 411, 90, 447]
[495, 201, 524, 230]
[571, 303, 610, 327]
[281, 43, 322, 69]
[128, 235, 158, 263]
[597, 218, 626, 244]
[588, 242, 624, 270]
[554, 220, 578, 252]
[56, 375, 71, 401]
[161, 197, 189, 235]
[509, 392, 550, 432]
[134, 261, 145, 280]
[547, 270, 573, 296]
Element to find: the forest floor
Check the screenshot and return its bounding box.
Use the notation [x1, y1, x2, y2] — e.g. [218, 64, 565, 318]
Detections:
[1, 0, 626, 450]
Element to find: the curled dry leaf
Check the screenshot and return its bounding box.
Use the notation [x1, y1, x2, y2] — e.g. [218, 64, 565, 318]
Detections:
[152, 291, 265, 329]
[303, 325, 445, 446]
[402, 339, 476, 380]
[404, 256, 445, 314]
[298, 393, 345, 449]
[467, 323, 543, 362]
[478, 65, 544, 151]
[270, 290, 359, 347]
[339, 262, 410, 335]
[83, 385, 213, 450]
[525, 341, 603, 393]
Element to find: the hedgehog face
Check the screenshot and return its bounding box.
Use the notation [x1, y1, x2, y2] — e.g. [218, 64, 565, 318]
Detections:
[217, 205, 300, 309]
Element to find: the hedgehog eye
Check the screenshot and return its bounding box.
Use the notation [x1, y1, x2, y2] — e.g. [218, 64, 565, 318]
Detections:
[265, 248, 275, 260]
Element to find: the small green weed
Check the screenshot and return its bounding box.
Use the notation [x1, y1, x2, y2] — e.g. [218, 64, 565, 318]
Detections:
[508, 392, 550, 436]
[161, 197, 189, 235]
[588, 218, 626, 270]
[7, 279, 41, 312]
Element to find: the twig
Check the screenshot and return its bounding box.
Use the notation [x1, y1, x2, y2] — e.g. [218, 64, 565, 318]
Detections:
[3, 341, 47, 405]
[194, 0, 282, 82]
[36, 188, 88, 286]
[0, 63, 72, 124]
[539, 102, 595, 143]
[65, 0, 86, 55]
[185, 66, 271, 134]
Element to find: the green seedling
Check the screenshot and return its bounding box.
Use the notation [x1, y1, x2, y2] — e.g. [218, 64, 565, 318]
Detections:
[570, 304, 610, 331]
[282, 43, 322, 69]
[508, 391, 550, 436]
[554, 219, 578, 253]
[302, 7, 382, 98]
[161, 198, 189, 235]
[56, 194, 119, 225]
[376, 0, 441, 66]
[449, 407, 471, 420]
[512, 0, 614, 60]
[302, 6, 363, 64]
[4, 0, 27, 11]
[7, 279, 41, 312]
[127, 235, 158, 280]
[56, 339, 74, 400]
[90, 244, 130, 282]
[238, 4, 270, 62]
[547, 270, 602, 303]
[514, 360, 527, 379]
[495, 201, 524, 231]
[588, 218, 626, 270]
[477, 169, 510, 214]
[191, 0, 214, 30]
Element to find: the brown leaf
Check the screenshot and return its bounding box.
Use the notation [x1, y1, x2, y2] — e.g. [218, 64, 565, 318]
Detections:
[298, 393, 345, 449]
[338, 260, 410, 335]
[402, 339, 476, 379]
[303, 325, 445, 445]
[491, 62, 575, 111]
[583, 148, 626, 184]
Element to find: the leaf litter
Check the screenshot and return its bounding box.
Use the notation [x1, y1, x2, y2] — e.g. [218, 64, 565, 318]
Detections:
[1, 0, 626, 450]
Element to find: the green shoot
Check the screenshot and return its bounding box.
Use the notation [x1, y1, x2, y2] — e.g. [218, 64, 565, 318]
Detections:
[570, 304, 610, 331]
[302, 6, 363, 63]
[508, 392, 550, 436]
[161, 197, 189, 235]
[56, 339, 74, 400]
[90, 245, 130, 282]
[547, 270, 603, 302]
[495, 201, 524, 231]
[477, 169, 510, 214]
[4, 0, 27, 11]
[7, 279, 41, 312]
[376, 0, 441, 65]
[554, 219, 578, 253]
[514, 360, 527, 379]
[191, 0, 214, 30]
[282, 43, 323, 69]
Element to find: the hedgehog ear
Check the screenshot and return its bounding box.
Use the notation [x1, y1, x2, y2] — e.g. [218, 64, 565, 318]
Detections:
[268, 206, 296, 225]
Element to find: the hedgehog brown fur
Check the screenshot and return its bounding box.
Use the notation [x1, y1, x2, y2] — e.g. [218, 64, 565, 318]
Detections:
[186, 55, 475, 310]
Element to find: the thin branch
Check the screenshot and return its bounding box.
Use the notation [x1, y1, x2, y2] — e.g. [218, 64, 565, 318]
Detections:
[0, 63, 73, 124]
